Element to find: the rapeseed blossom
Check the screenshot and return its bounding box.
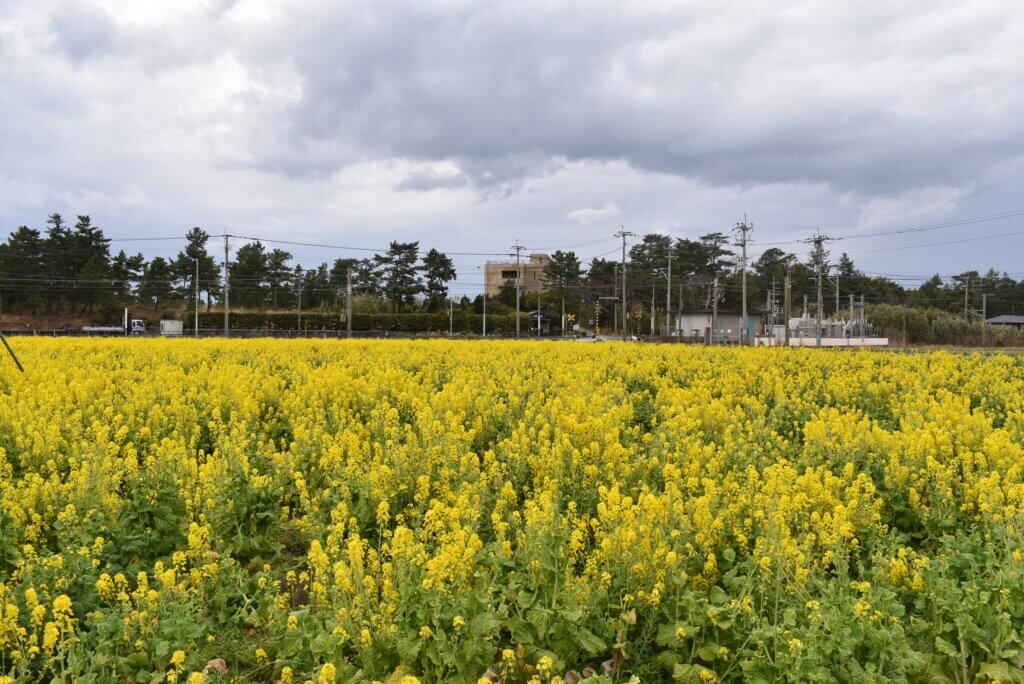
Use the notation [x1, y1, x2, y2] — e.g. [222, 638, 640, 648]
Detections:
[0, 338, 1020, 682]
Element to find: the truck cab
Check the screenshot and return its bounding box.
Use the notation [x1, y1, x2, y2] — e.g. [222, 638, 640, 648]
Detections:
[130, 319, 147, 336]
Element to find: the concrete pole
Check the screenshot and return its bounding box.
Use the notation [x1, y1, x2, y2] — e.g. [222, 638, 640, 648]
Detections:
[784, 272, 791, 347]
[712, 274, 719, 345]
[193, 257, 199, 338]
[346, 266, 352, 339]
[513, 242, 523, 338]
[223, 235, 229, 337]
[816, 259, 823, 348]
[666, 250, 672, 337]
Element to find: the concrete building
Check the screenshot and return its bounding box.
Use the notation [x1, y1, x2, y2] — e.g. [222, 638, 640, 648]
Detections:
[484, 253, 551, 297]
[670, 310, 755, 342]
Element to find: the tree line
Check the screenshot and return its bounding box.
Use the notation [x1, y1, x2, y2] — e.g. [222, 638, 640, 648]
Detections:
[0, 215, 459, 318]
[2, 215, 1023, 330]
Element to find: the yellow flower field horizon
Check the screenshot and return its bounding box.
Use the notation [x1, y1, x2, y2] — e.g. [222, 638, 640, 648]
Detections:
[0, 339, 1022, 682]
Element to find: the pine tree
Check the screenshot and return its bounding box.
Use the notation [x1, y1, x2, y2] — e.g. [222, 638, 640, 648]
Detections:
[230, 242, 269, 309]
[376, 241, 422, 311]
[419, 249, 456, 310]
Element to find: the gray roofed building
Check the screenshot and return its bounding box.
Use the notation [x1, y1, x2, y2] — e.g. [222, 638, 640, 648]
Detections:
[986, 315, 1024, 329]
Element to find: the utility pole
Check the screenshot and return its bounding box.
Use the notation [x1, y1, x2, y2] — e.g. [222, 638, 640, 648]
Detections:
[964, 277, 970, 319]
[805, 232, 833, 348]
[735, 217, 752, 344]
[711, 274, 719, 345]
[613, 263, 618, 335]
[449, 299, 454, 336]
[816, 262, 823, 348]
[346, 266, 352, 338]
[223, 234, 230, 337]
[784, 271, 792, 347]
[849, 293, 855, 337]
[482, 287, 487, 337]
[614, 227, 635, 341]
[834, 273, 840, 317]
[860, 294, 865, 343]
[650, 285, 656, 337]
[296, 266, 303, 334]
[666, 249, 672, 337]
[511, 242, 525, 338]
[537, 290, 542, 336]
[902, 300, 908, 346]
[193, 257, 199, 338]
[982, 293, 988, 346]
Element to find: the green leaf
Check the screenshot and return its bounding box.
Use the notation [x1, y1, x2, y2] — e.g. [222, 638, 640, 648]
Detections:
[934, 636, 959, 658]
[696, 642, 721, 662]
[978, 662, 1024, 683]
[577, 628, 606, 655]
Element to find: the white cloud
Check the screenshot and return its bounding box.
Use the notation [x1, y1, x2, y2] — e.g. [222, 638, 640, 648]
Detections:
[856, 187, 963, 230]
[566, 202, 622, 225]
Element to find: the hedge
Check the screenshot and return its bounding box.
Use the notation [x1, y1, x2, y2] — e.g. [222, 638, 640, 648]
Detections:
[189, 311, 529, 334]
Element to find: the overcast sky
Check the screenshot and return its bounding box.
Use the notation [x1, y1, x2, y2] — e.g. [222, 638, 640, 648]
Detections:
[1, 0, 1023, 294]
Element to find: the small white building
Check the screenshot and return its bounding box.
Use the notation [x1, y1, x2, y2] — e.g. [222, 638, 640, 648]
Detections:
[670, 310, 754, 343]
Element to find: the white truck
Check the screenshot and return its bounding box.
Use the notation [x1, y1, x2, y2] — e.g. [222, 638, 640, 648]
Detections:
[159, 320, 184, 337]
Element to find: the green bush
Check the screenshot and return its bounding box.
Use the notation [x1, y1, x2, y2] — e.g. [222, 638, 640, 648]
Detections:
[866, 304, 1024, 346]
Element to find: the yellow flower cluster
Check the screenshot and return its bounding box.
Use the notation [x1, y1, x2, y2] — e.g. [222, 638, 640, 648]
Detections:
[0, 338, 1020, 682]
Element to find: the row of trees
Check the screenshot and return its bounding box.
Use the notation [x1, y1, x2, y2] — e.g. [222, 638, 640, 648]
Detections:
[1, 215, 1022, 329]
[552, 232, 1024, 332]
[226, 241, 457, 312]
[0, 215, 461, 317]
[0, 215, 221, 315]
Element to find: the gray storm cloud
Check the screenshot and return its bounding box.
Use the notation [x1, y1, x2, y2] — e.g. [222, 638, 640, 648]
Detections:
[1, 0, 1023, 276]
[252, 1, 1024, 193]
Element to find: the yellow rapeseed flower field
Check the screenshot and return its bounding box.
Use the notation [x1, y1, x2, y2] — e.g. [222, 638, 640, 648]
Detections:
[0, 338, 1022, 683]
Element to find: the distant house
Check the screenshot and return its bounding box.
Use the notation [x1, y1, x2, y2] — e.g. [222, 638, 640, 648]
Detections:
[987, 315, 1024, 330]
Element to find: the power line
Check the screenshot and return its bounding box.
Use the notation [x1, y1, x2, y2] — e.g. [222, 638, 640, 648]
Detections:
[752, 207, 1024, 246]
[843, 229, 1024, 255]
[226, 234, 512, 257]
